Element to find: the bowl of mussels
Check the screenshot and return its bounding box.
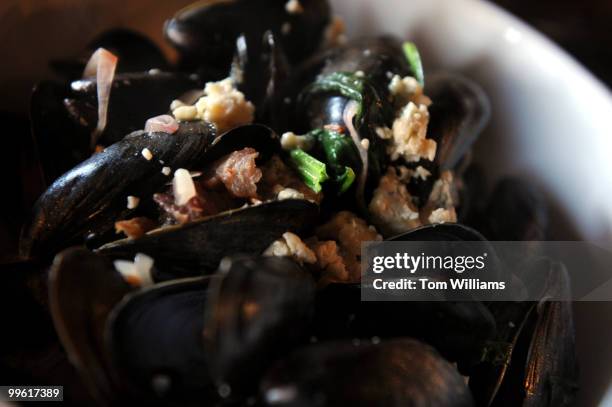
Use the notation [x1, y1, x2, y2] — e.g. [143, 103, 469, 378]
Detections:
[2, 0, 612, 406]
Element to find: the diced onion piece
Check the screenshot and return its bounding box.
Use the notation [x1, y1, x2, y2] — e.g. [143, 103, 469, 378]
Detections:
[134, 253, 154, 286]
[83, 48, 118, 148]
[113, 260, 140, 284]
[141, 148, 153, 160]
[343, 100, 368, 212]
[113, 253, 155, 287]
[127, 195, 140, 209]
[173, 168, 197, 206]
[145, 114, 179, 134]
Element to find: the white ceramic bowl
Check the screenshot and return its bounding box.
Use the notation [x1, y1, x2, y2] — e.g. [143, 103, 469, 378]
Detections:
[331, 1, 612, 405]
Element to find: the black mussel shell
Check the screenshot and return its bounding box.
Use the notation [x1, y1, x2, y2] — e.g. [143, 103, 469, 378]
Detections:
[231, 31, 291, 128]
[20, 126, 215, 260]
[204, 256, 315, 394]
[481, 177, 549, 241]
[312, 283, 495, 372]
[203, 122, 280, 163]
[470, 259, 577, 407]
[98, 199, 319, 280]
[299, 36, 411, 131]
[260, 338, 474, 407]
[48, 248, 132, 405]
[66, 71, 203, 148]
[106, 277, 217, 405]
[388, 222, 490, 242]
[164, 0, 330, 74]
[426, 73, 491, 170]
[30, 72, 202, 182]
[51, 28, 169, 80]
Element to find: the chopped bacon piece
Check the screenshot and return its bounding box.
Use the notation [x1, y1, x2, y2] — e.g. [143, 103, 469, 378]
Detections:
[115, 217, 157, 239]
[204, 147, 262, 198]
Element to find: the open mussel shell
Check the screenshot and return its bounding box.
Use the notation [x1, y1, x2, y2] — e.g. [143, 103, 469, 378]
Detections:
[426, 72, 491, 170]
[481, 177, 549, 241]
[51, 29, 170, 80]
[164, 0, 330, 73]
[231, 31, 291, 128]
[388, 222, 489, 242]
[470, 258, 577, 407]
[312, 282, 495, 372]
[66, 71, 204, 147]
[30, 72, 203, 182]
[99, 199, 319, 281]
[300, 36, 411, 130]
[20, 125, 215, 260]
[106, 277, 217, 405]
[204, 256, 316, 394]
[48, 247, 132, 405]
[261, 338, 474, 407]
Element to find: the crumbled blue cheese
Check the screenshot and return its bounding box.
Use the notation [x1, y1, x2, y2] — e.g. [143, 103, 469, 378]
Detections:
[114, 253, 154, 287]
[170, 99, 186, 111]
[280, 131, 315, 151]
[387, 102, 436, 162]
[141, 148, 153, 160]
[396, 165, 431, 182]
[264, 232, 317, 264]
[161, 166, 172, 176]
[173, 168, 197, 206]
[172, 105, 198, 121]
[428, 208, 455, 224]
[127, 195, 140, 209]
[285, 0, 303, 14]
[171, 78, 254, 133]
[422, 170, 457, 224]
[388, 74, 431, 107]
[277, 188, 305, 200]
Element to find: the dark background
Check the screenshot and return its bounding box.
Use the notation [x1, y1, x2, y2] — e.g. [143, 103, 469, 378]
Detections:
[493, 0, 612, 87]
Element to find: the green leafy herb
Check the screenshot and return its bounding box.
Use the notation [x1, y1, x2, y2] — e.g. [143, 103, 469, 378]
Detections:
[289, 149, 329, 193]
[336, 166, 356, 193]
[308, 128, 360, 194]
[402, 41, 424, 86]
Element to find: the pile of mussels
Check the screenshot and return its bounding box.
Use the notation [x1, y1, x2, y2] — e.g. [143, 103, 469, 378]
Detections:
[3, 0, 577, 406]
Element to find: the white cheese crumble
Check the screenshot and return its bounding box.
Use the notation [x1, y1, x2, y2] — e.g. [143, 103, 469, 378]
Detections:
[428, 208, 455, 224]
[170, 99, 186, 111]
[281, 131, 315, 151]
[172, 105, 198, 121]
[375, 126, 393, 140]
[141, 148, 153, 161]
[421, 170, 458, 224]
[285, 0, 303, 14]
[161, 166, 172, 176]
[388, 74, 431, 107]
[173, 168, 197, 206]
[414, 165, 432, 180]
[114, 253, 154, 287]
[396, 165, 431, 182]
[360, 138, 370, 149]
[127, 195, 140, 209]
[277, 188, 305, 201]
[388, 102, 436, 162]
[264, 232, 316, 264]
[171, 78, 255, 134]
